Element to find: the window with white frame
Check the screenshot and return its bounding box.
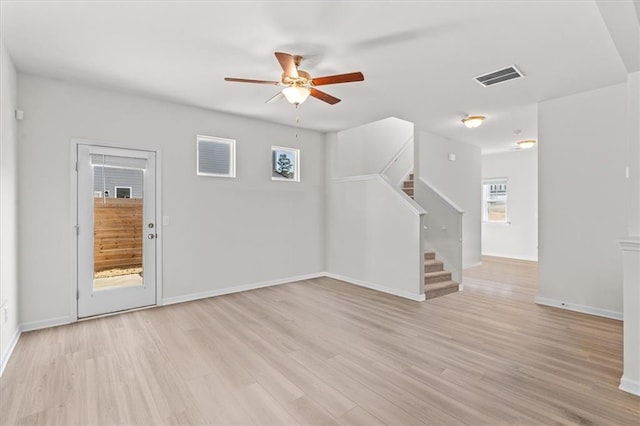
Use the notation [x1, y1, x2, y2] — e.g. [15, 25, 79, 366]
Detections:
[114, 186, 132, 199]
[483, 178, 508, 222]
[197, 135, 236, 178]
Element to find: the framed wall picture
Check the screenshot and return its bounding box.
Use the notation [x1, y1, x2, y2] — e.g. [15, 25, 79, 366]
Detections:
[271, 146, 300, 182]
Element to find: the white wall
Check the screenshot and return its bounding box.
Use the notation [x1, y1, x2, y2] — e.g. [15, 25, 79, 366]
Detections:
[17, 75, 325, 326]
[627, 71, 639, 237]
[333, 117, 413, 178]
[325, 129, 426, 300]
[537, 82, 628, 318]
[325, 174, 425, 300]
[482, 149, 538, 261]
[416, 130, 482, 268]
[0, 42, 20, 372]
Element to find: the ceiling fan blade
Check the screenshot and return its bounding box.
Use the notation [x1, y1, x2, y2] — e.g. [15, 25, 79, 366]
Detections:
[310, 88, 341, 105]
[274, 52, 299, 79]
[265, 91, 284, 104]
[224, 77, 280, 85]
[311, 72, 364, 86]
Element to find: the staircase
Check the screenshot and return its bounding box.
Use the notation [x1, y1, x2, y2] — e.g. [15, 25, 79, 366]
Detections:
[402, 173, 414, 198]
[424, 251, 459, 299]
[401, 173, 459, 299]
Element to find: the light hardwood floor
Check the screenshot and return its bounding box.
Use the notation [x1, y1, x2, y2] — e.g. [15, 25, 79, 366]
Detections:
[1, 257, 639, 425]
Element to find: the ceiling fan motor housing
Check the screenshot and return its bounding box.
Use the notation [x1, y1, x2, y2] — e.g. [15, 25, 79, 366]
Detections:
[282, 70, 311, 86]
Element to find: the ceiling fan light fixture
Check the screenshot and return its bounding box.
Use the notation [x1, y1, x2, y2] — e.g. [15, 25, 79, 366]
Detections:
[517, 139, 536, 149]
[462, 115, 485, 128]
[282, 86, 310, 105]
[225, 52, 362, 106]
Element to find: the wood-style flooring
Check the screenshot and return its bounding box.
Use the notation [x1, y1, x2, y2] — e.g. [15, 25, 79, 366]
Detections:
[1, 257, 639, 425]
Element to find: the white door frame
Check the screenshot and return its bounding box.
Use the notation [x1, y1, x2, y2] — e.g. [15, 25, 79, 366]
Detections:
[69, 138, 163, 320]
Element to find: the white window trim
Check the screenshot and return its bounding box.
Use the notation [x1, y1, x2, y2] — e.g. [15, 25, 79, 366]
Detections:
[196, 135, 236, 178]
[114, 186, 133, 198]
[482, 177, 508, 223]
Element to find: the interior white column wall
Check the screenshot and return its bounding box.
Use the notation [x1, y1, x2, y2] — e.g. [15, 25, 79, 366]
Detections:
[627, 71, 639, 237]
[537, 82, 628, 318]
[17, 74, 325, 326]
[0, 42, 20, 371]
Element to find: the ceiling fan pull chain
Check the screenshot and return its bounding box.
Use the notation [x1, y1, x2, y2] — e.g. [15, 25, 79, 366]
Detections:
[295, 110, 300, 139]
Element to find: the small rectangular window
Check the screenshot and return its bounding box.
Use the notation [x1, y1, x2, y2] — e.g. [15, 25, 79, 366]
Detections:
[483, 178, 508, 222]
[197, 135, 236, 178]
[114, 186, 132, 199]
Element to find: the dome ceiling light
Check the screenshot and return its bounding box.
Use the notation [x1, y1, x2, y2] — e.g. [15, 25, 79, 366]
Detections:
[517, 139, 537, 149]
[461, 115, 485, 128]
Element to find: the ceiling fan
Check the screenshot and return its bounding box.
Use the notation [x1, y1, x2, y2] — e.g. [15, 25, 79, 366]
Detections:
[225, 52, 364, 106]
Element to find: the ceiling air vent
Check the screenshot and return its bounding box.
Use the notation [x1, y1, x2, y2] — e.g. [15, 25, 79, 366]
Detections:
[474, 65, 523, 87]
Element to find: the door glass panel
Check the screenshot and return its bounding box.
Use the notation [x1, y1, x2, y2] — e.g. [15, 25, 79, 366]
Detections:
[91, 154, 146, 291]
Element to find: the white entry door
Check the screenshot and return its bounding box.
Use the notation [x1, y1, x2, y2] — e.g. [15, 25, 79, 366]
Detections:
[77, 144, 157, 318]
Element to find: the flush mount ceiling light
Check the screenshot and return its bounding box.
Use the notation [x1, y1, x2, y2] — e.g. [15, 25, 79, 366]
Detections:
[517, 139, 536, 149]
[462, 115, 485, 128]
[282, 86, 311, 105]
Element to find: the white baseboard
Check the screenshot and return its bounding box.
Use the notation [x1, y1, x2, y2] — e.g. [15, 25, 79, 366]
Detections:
[20, 315, 75, 332]
[324, 272, 425, 301]
[535, 296, 622, 321]
[464, 261, 483, 269]
[0, 327, 21, 377]
[162, 273, 325, 306]
[482, 252, 538, 262]
[5, 272, 423, 375]
[619, 376, 640, 396]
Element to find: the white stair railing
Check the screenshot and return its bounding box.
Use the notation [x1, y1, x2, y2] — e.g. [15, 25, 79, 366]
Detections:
[380, 136, 414, 187]
[414, 177, 464, 284]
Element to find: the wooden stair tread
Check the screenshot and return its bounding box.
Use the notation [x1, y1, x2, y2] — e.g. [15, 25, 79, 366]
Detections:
[424, 259, 444, 273]
[401, 175, 414, 198]
[425, 280, 459, 299]
[424, 271, 452, 284]
[425, 280, 458, 291]
[424, 251, 436, 260]
[425, 270, 450, 277]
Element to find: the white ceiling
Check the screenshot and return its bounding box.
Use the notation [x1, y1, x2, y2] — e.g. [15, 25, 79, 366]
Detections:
[1, 0, 637, 154]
